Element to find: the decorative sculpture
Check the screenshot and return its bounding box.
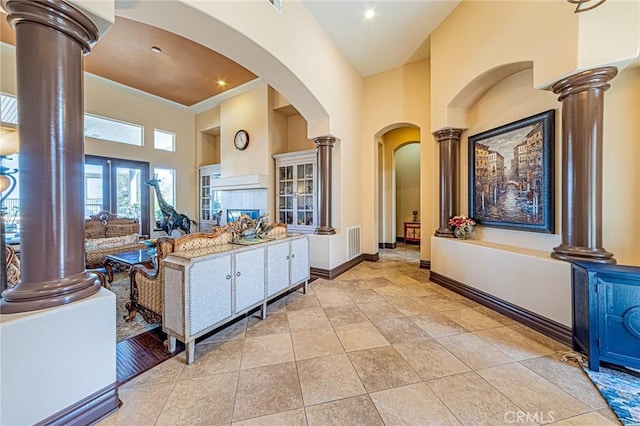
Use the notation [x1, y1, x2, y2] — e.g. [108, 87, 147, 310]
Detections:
[145, 176, 196, 235]
[229, 213, 273, 244]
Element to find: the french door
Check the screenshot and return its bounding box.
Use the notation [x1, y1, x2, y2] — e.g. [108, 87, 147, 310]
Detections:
[84, 155, 150, 236]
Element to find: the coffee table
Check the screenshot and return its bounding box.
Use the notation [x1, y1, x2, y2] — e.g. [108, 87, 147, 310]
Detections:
[104, 248, 155, 284]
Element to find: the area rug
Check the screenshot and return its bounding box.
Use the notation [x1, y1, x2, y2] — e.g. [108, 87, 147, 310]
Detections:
[109, 272, 158, 342]
[581, 363, 640, 425]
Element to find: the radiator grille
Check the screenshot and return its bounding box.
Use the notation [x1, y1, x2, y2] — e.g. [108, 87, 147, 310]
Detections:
[347, 226, 361, 260]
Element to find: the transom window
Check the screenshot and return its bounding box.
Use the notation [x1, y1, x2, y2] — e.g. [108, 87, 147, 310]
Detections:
[85, 113, 144, 146]
[154, 129, 175, 152]
[2, 93, 144, 147]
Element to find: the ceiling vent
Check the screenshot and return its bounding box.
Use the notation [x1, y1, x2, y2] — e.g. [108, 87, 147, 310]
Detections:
[268, 0, 282, 14]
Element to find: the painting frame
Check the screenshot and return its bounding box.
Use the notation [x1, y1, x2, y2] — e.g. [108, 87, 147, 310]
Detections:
[468, 109, 555, 233]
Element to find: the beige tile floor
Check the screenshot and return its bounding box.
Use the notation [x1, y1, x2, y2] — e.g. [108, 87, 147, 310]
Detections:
[100, 244, 621, 426]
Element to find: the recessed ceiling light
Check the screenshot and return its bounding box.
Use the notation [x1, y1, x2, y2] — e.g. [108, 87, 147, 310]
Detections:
[364, 9, 375, 19]
[217, 80, 227, 86]
[151, 46, 162, 54]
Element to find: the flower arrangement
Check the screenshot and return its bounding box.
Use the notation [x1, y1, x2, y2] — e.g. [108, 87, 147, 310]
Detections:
[448, 215, 476, 239]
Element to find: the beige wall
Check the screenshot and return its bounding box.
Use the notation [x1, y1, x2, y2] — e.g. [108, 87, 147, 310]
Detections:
[195, 107, 220, 167]
[362, 59, 432, 259]
[576, 0, 640, 71]
[395, 143, 420, 237]
[431, 1, 578, 131]
[431, 0, 640, 271]
[219, 84, 270, 178]
[199, 133, 220, 166]
[287, 114, 315, 152]
[602, 66, 640, 265]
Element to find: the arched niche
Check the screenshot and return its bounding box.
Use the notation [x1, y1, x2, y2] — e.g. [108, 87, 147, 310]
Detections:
[444, 61, 534, 130]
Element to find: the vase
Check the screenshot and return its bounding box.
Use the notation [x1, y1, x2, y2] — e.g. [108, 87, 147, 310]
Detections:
[454, 226, 472, 240]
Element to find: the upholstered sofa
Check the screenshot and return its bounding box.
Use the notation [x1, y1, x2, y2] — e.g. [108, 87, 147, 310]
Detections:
[85, 212, 147, 269]
[129, 219, 287, 324]
[5, 245, 108, 289]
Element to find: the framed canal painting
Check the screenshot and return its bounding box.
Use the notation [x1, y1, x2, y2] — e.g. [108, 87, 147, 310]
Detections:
[468, 109, 555, 233]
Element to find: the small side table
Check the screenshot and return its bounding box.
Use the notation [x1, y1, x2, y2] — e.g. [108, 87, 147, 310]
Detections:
[404, 222, 420, 243]
[104, 249, 155, 283]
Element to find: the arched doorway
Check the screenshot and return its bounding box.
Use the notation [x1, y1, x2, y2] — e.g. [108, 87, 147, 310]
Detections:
[375, 125, 421, 253]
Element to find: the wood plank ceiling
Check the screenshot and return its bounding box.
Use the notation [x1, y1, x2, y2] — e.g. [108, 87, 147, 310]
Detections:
[0, 15, 258, 107]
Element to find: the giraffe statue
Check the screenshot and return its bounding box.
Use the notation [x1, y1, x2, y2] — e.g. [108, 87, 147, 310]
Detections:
[144, 176, 196, 235]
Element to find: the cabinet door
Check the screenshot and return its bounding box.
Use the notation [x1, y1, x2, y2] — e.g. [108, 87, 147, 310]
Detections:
[267, 241, 290, 297]
[234, 247, 266, 313]
[599, 279, 640, 367]
[295, 162, 315, 228]
[274, 151, 317, 234]
[189, 255, 232, 336]
[200, 174, 211, 221]
[290, 237, 310, 285]
[278, 165, 294, 225]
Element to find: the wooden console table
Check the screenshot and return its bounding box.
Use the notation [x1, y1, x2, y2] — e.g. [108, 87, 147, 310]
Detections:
[404, 222, 420, 243]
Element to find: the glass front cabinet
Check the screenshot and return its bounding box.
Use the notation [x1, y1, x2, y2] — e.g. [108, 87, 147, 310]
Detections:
[199, 164, 221, 232]
[273, 149, 317, 233]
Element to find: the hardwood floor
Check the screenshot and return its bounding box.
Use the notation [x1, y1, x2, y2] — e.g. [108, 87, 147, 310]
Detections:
[116, 326, 184, 385]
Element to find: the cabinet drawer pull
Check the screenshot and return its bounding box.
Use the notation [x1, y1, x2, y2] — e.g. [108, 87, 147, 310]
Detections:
[286, 256, 290, 260]
[291, 254, 295, 259]
[236, 271, 241, 277]
[226, 274, 231, 280]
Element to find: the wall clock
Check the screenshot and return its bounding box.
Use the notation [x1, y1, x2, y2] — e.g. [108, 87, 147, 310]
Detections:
[234, 130, 249, 151]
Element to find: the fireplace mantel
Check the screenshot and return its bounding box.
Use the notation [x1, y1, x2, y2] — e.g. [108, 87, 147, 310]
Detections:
[209, 174, 270, 191]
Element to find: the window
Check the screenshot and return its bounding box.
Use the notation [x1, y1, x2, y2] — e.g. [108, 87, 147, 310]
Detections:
[2, 93, 145, 147]
[84, 155, 151, 236]
[1, 93, 18, 125]
[85, 113, 144, 146]
[1, 152, 20, 238]
[154, 129, 175, 152]
[152, 168, 175, 226]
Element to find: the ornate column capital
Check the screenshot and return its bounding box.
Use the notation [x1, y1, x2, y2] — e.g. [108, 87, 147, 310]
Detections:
[552, 67, 618, 101]
[313, 135, 336, 147]
[3, 0, 99, 53]
[433, 127, 464, 143]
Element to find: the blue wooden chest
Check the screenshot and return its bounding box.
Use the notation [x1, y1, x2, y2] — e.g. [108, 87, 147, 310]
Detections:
[571, 262, 640, 372]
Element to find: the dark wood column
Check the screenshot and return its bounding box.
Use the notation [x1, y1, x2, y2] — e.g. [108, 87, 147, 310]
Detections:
[1, 0, 103, 313]
[314, 136, 336, 235]
[434, 128, 464, 237]
[551, 67, 617, 264]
